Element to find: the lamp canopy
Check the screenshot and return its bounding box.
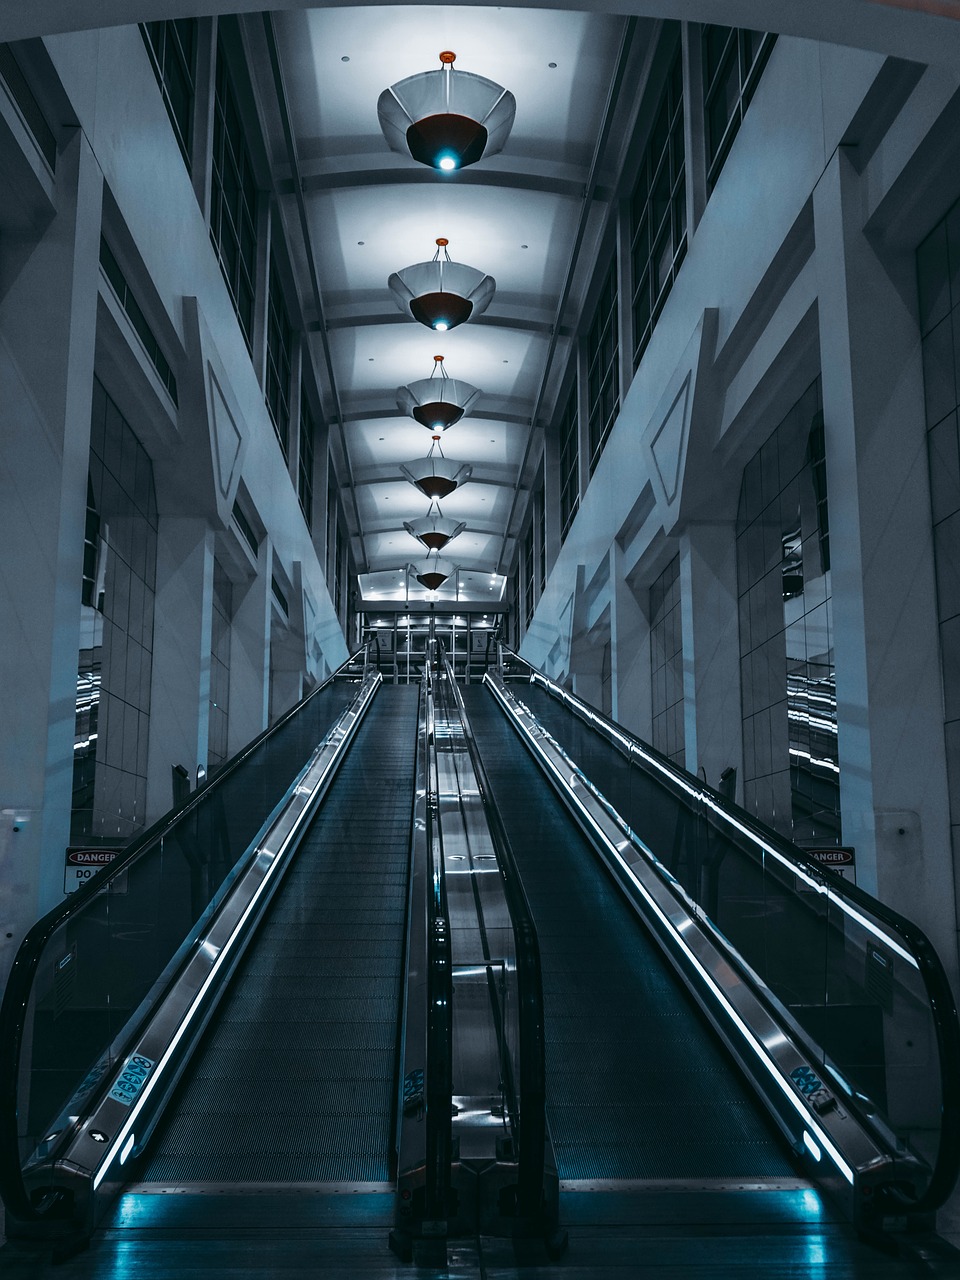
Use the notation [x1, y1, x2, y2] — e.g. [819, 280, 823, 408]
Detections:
[378, 51, 516, 173]
[398, 354, 481, 431]
[388, 238, 495, 332]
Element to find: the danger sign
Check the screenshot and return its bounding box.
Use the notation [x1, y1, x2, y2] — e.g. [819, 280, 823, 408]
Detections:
[804, 846, 856, 867]
[64, 847, 120, 893]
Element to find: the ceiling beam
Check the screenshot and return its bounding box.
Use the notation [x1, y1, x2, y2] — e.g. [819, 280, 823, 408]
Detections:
[318, 311, 555, 334]
[294, 163, 587, 201]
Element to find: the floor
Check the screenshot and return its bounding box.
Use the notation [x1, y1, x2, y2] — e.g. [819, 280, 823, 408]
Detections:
[3, 1184, 960, 1278]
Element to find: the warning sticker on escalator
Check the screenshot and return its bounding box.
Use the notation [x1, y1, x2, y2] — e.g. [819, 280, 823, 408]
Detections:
[108, 1054, 155, 1106]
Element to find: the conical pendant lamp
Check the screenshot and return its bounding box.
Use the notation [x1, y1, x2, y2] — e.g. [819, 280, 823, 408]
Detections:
[398, 354, 481, 431]
[388, 238, 494, 332]
[411, 548, 452, 592]
[404, 499, 466, 551]
[378, 51, 516, 173]
[400, 436, 472, 499]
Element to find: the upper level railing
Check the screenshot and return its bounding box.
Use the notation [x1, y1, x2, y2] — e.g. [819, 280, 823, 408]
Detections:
[0, 646, 374, 1226]
[493, 646, 960, 1215]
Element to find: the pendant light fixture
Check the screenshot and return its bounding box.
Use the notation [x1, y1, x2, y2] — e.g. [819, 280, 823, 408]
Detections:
[378, 51, 516, 173]
[388, 238, 494, 332]
[404, 499, 466, 552]
[398, 354, 481, 431]
[410, 548, 452, 592]
[400, 436, 472, 499]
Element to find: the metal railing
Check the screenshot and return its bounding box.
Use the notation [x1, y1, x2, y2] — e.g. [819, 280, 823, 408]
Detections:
[492, 646, 960, 1215]
[0, 645, 375, 1227]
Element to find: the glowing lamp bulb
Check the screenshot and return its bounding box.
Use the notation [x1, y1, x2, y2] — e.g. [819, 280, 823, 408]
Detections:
[438, 155, 457, 172]
[434, 320, 449, 332]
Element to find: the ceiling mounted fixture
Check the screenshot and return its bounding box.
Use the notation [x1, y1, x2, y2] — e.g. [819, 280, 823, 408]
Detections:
[388, 238, 494, 332]
[378, 50, 516, 173]
[401, 436, 472, 499]
[409, 549, 454, 593]
[404, 499, 466, 552]
[398, 354, 481, 431]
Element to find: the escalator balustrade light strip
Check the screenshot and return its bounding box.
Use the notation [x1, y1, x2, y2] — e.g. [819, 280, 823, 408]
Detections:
[488, 675, 857, 1187]
[524, 671, 918, 971]
[803, 1131, 823, 1163]
[92, 674, 380, 1192]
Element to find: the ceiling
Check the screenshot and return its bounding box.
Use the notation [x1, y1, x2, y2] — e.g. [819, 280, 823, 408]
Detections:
[248, 5, 637, 603]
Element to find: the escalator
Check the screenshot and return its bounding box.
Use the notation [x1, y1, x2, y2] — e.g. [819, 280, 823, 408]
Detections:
[126, 684, 417, 1193]
[462, 685, 797, 1184]
[4, 638, 960, 1276]
[0, 653, 420, 1249]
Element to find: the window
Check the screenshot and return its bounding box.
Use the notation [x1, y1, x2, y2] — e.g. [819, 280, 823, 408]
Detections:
[211, 40, 258, 350]
[586, 259, 620, 474]
[232, 499, 259, 557]
[100, 237, 178, 405]
[333, 516, 345, 621]
[523, 523, 535, 627]
[535, 477, 546, 595]
[72, 378, 158, 843]
[265, 255, 293, 456]
[650, 556, 684, 766]
[558, 382, 580, 543]
[703, 26, 775, 191]
[271, 573, 289, 617]
[630, 45, 686, 369]
[140, 20, 197, 171]
[208, 560, 232, 770]
[298, 389, 316, 530]
[0, 44, 56, 168]
[735, 377, 839, 846]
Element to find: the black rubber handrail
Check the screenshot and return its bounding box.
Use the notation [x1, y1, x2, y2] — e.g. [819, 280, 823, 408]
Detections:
[441, 648, 548, 1220]
[422, 644, 454, 1224]
[497, 645, 960, 1212]
[0, 645, 371, 1224]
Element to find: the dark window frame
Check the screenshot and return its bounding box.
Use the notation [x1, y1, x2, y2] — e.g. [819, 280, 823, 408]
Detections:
[298, 387, 317, 531]
[702, 25, 776, 192]
[630, 44, 686, 371]
[139, 19, 198, 172]
[558, 381, 580, 543]
[586, 257, 620, 474]
[265, 253, 294, 456]
[211, 38, 259, 351]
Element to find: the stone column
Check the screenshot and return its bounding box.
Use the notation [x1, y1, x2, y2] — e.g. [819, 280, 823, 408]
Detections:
[678, 521, 743, 795]
[147, 519, 214, 816]
[0, 129, 103, 984]
[813, 145, 958, 982]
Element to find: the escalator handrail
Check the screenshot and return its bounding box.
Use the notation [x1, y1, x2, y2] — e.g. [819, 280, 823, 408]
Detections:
[499, 645, 960, 1212]
[0, 644, 371, 1223]
[422, 647, 454, 1222]
[440, 648, 547, 1218]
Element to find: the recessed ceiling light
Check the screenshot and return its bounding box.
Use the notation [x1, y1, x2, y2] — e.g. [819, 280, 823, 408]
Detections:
[357, 240, 365, 245]
[342, 55, 350, 62]
[379, 436, 385, 441]
[548, 62, 557, 69]
[521, 244, 528, 249]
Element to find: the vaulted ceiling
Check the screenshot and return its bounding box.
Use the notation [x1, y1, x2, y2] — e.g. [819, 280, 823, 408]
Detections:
[5, 1, 958, 604]
[248, 5, 636, 602]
